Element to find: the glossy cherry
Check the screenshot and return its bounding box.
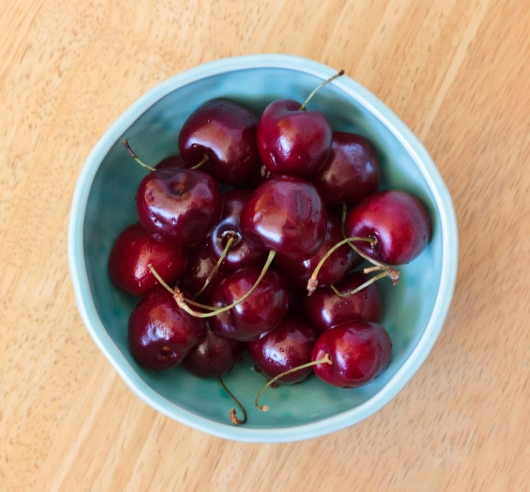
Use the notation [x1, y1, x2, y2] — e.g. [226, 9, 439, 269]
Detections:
[344, 190, 431, 265]
[240, 175, 327, 261]
[178, 98, 260, 184]
[209, 266, 289, 342]
[136, 168, 222, 246]
[182, 323, 245, 378]
[128, 287, 206, 371]
[109, 222, 187, 297]
[257, 99, 332, 177]
[248, 317, 317, 384]
[303, 272, 383, 332]
[312, 132, 381, 206]
[208, 189, 267, 271]
[274, 215, 360, 289]
[312, 320, 392, 388]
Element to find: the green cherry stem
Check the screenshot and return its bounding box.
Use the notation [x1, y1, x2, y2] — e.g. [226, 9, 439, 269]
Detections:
[255, 353, 332, 412]
[174, 250, 277, 318]
[123, 140, 156, 172]
[148, 264, 217, 312]
[191, 154, 209, 170]
[218, 376, 247, 425]
[306, 236, 376, 295]
[299, 70, 345, 111]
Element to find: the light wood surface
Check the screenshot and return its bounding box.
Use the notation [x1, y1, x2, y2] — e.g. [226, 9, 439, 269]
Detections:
[2, 0, 529, 490]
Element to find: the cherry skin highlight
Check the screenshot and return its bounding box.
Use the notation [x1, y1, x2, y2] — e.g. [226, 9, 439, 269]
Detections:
[257, 99, 332, 177]
[209, 266, 289, 342]
[344, 189, 431, 265]
[136, 168, 222, 246]
[108, 222, 187, 297]
[312, 320, 392, 388]
[312, 132, 381, 207]
[182, 323, 245, 378]
[248, 317, 317, 384]
[240, 175, 327, 261]
[303, 272, 383, 332]
[274, 215, 360, 289]
[128, 288, 206, 371]
[178, 98, 260, 185]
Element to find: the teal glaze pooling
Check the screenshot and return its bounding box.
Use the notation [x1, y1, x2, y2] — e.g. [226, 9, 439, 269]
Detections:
[68, 54, 458, 442]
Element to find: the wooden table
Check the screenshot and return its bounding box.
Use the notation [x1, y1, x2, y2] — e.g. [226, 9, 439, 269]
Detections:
[2, 0, 529, 490]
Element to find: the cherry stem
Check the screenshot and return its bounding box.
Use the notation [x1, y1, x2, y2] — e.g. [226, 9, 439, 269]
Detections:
[255, 353, 332, 412]
[218, 376, 247, 425]
[123, 140, 156, 172]
[191, 154, 209, 170]
[307, 236, 376, 295]
[193, 232, 239, 299]
[174, 250, 277, 318]
[330, 269, 394, 298]
[147, 264, 217, 311]
[299, 70, 345, 111]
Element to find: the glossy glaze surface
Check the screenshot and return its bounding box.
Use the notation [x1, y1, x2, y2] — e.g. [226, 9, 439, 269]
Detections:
[312, 132, 381, 206]
[108, 222, 188, 297]
[312, 321, 392, 388]
[136, 168, 222, 246]
[179, 98, 259, 184]
[345, 190, 431, 265]
[240, 175, 327, 261]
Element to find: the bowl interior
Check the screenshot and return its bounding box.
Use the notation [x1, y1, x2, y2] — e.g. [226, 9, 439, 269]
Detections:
[80, 62, 446, 440]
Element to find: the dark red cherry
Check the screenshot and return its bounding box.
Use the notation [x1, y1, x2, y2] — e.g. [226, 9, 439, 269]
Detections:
[178, 241, 230, 300]
[303, 272, 383, 332]
[136, 168, 222, 246]
[248, 317, 317, 384]
[312, 320, 392, 388]
[257, 99, 332, 177]
[209, 267, 289, 342]
[344, 190, 431, 265]
[178, 98, 259, 185]
[240, 175, 327, 261]
[274, 215, 360, 289]
[182, 323, 245, 378]
[312, 132, 381, 206]
[208, 190, 267, 271]
[128, 288, 206, 371]
[155, 155, 189, 170]
[109, 222, 187, 297]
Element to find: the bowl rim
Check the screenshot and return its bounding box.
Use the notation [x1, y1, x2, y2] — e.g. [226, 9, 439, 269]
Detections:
[68, 53, 458, 443]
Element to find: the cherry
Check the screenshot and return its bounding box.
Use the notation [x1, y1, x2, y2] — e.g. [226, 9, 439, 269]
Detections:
[128, 287, 206, 371]
[256, 71, 343, 178]
[178, 98, 260, 185]
[208, 189, 267, 271]
[108, 222, 187, 297]
[303, 271, 383, 332]
[312, 132, 381, 207]
[344, 190, 431, 265]
[178, 241, 230, 300]
[312, 320, 392, 388]
[135, 168, 222, 246]
[209, 266, 289, 342]
[248, 317, 317, 384]
[274, 215, 360, 290]
[240, 175, 327, 261]
[182, 323, 245, 378]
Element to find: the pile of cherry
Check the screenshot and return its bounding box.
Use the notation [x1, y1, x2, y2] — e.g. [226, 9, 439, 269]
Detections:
[108, 72, 431, 424]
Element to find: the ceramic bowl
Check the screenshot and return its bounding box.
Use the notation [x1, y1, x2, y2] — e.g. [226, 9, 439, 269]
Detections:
[68, 54, 458, 442]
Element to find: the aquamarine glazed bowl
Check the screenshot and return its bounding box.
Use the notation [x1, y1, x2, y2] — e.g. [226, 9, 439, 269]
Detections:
[68, 54, 458, 442]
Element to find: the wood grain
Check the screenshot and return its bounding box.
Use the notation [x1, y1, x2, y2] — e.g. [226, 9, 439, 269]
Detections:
[1, 0, 529, 490]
